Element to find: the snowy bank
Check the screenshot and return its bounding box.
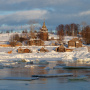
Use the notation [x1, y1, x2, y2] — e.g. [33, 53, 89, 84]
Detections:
[0, 46, 89, 63]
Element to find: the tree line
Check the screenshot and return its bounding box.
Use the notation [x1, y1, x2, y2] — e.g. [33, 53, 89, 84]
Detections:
[81, 26, 90, 44]
[9, 22, 90, 46]
[56, 23, 80, 36]
[56, 23, 90, 45]
[56, 23, 80, 43]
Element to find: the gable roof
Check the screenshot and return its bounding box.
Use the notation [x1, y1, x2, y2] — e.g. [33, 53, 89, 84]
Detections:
[69, 38, 82, 42]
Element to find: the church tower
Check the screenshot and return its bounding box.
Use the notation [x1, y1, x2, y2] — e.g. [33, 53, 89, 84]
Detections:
[40, 20, 48, 41]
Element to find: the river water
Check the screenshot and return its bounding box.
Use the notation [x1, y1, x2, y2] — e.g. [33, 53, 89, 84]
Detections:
[0, 60, 90, 90]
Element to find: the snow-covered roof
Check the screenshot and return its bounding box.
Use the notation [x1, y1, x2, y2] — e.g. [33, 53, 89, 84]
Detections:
[48, 34, 59, 39]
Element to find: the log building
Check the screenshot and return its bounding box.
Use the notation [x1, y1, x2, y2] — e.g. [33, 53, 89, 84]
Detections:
[68, 38, 82, 48]
[40, 21, 48, 41]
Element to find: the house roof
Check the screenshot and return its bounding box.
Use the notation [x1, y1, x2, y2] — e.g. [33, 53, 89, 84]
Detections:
[40, 47, 49, 52]
[58, 44, 65, 48]
[68, 38, 82, 42]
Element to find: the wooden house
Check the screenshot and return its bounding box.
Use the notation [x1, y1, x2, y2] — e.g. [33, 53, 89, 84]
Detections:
[23, 48, 32, 53]
[17, 47, 32, 53]
[28, 39, 44, 46]
[39, 47, 49, 52]
[68, 38, 82, 48]
[55, 45, 66, 52]
[17, 47, 24, 53]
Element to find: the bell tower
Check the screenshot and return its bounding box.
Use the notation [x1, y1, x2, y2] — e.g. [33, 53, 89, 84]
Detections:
[40, 20, 48, 41]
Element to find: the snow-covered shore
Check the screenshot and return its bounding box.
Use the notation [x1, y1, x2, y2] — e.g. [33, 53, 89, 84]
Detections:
[0, 33, 90, 62]
[0, 46, 90, 62]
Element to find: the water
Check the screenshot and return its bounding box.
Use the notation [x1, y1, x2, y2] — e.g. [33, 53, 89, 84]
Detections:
[0, 61, 90, 90]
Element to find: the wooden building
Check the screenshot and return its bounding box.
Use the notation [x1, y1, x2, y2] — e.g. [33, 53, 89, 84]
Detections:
[39, 47, 49, 52]
[28, 39, 44, 46]
[17, 47, 24, 53]
[40, 21, 48, 41]
[68, 38, 82, 48]
[17, 47, 32, 53]
[55, 45, 66, 52]
[23, 48, 32, 53]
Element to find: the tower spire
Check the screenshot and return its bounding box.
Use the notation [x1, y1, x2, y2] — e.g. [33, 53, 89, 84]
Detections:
[42, 19, 46, 28]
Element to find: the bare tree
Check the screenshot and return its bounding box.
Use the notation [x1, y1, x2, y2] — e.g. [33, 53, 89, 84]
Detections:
[56, 24, 64, 43]
[81, 26, 90, 44]
[69, 23, 79, 36]
[81, 21, 87, 28]
[28, 20, 38, 39]
[9, 34, 20, 46]
[65, 24, 70, 36]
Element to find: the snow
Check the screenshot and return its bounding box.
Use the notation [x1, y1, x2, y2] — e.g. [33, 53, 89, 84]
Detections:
[0, 33, 21, 42]
[0, 46, 89, 63]
[48, 33, 59, 39]
[0, 47, 14, 52]
[63, 36, 77, 44]
[0, 33, 10, 41]
[0, 31, 90, 90]
[0, 33, 89, 63]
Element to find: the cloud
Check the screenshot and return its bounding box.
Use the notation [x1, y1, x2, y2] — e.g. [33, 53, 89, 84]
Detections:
[78, 10, 90, 16]
[0, 9, 48, 30]
[65, 10, 90, 17]
[0, 0, 71, 5]
[0, 23, 41, 31]
[0, 0, 28, 4]
[0, 0, 90, 30]
[0, 0, 82, 11]
[0, 9, 49, 26]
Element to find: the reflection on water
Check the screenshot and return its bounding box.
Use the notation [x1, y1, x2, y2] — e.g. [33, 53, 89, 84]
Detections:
[0, 60, 90, 81]
[0, 60, 90, 90]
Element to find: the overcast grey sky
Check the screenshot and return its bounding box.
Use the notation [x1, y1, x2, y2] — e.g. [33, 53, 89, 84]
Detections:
[0, 0, 90, 31]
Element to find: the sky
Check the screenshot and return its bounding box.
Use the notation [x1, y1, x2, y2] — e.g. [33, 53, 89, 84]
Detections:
[0, 0, 90, 32]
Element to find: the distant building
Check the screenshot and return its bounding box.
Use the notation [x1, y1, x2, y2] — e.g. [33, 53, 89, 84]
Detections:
[23, 48, 31, 53]
[68, 38, 82, 48]
[55, 45, 66, 52]
[28, 38, 44, 46]
[17, 47, 32, 53]
[17, 47, 24, 53]
[39, 47, 49, 52]
[40, 21, 48, 41]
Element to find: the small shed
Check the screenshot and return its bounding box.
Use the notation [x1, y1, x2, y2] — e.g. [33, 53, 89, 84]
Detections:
[17, 47, 24, 53]
[68, 38, 82, 48]
[39, 47, 49, 52]
[23, 48, 32, 53]
[55, 45, 66, 52]
[17, 47, 32, 53]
